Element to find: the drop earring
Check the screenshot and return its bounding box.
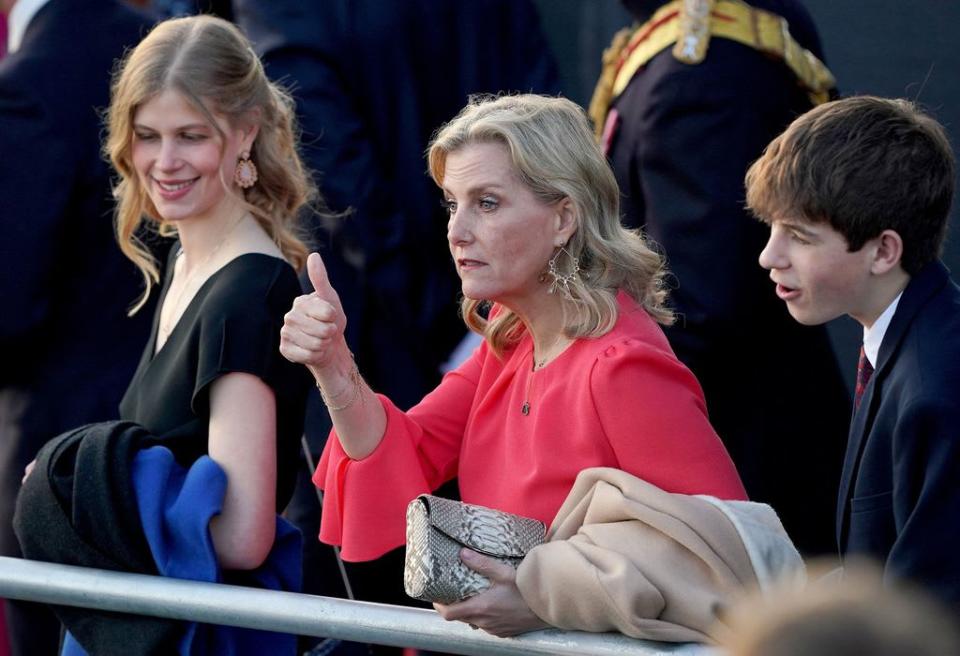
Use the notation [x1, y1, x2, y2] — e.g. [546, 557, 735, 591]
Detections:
[234, 150, 258, 189]
[546, 243, 580, 297]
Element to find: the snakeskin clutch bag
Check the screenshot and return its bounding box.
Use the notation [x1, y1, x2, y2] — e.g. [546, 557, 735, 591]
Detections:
[403, 495, 546, 604]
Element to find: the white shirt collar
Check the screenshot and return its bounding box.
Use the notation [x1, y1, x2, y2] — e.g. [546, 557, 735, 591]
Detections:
[7, 0, 52, 54]
[862, 292, 903, 367]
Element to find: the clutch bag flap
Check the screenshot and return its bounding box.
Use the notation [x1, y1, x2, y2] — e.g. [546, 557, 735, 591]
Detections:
[422, 495, 546, 556]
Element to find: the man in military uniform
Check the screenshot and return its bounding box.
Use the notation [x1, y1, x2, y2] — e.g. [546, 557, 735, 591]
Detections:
[591, 0, 849, 555]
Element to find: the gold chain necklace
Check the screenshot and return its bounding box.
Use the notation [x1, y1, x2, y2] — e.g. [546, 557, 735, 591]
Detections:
[533, 333, 567, 370]
[158, 214, 246, 340]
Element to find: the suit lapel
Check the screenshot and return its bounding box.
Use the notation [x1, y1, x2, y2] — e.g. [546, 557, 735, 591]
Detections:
[835, 262, 949, 548]
[836, 382, 875, 544]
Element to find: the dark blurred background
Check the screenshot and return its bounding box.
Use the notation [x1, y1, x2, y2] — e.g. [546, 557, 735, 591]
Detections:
[532, 0, 960, 390]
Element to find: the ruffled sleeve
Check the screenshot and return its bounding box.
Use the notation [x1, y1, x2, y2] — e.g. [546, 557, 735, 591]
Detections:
[313, 340, 485, 561]
[590, 337, 748, 500]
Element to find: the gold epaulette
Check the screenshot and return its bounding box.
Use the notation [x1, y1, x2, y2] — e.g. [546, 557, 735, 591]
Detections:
[674, 0, 715, 64]
[589, 0, 836, 140]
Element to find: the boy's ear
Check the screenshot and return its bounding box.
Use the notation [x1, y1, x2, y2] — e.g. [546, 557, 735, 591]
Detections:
[870, 229, 904, 275]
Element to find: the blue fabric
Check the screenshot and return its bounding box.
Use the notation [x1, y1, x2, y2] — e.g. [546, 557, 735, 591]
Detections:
[62, 446, 302, 655]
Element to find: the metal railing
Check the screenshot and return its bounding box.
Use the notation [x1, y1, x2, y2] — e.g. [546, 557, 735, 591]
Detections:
[0, 556, 712, 655]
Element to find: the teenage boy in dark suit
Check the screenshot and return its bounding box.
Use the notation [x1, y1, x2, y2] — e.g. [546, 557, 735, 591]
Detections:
[746, 95, 959, 608]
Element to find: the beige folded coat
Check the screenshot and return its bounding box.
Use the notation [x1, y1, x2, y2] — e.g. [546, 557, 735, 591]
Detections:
[515, 467, 802, 643]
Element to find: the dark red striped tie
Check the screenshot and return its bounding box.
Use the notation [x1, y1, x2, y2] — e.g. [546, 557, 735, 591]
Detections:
[854, 346, 874, 410]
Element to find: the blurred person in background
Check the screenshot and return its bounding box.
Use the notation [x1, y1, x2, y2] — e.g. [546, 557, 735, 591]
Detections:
[0, 1, 154, 653]
[721, 560, 960, 656]
[590, 0, 850, 556]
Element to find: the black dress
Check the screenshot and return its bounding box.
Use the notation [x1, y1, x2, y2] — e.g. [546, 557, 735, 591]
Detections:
[119, 246, 310, 511]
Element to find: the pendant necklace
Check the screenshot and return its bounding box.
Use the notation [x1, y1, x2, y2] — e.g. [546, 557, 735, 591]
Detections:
[520, 335, 565, 416]
[521, 370, 535, 416]
[158, 213, 247, 340]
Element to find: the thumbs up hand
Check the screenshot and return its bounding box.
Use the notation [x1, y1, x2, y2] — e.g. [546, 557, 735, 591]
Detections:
[280, 252, 349, 373]
[306, 251, 341, 310]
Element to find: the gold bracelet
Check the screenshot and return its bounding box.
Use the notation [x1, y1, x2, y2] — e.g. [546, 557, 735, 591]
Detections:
[317, 362, 363, 412]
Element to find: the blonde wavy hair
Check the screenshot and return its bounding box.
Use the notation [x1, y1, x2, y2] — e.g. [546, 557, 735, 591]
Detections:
[105, 15, 316, 314]
[428, 94, 673, 356]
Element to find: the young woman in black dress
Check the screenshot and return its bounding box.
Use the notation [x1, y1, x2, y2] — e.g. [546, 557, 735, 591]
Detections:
[108, 15, 313, 570]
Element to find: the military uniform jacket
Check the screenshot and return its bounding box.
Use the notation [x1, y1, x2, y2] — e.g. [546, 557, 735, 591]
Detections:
[597, 0, 850, 554]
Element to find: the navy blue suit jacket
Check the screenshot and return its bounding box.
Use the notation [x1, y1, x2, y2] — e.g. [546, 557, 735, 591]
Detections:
[0, 0, 155, 554]
[606, 0, 850, 554]
[837, 261, 960, 608]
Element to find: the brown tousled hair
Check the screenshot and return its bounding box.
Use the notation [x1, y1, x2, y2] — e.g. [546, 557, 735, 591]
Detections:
[746, 96, 954, 275]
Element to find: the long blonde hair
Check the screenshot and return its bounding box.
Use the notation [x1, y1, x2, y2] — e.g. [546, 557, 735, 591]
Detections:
[428, 94, 673, 356]
[105, 15, 316, 313]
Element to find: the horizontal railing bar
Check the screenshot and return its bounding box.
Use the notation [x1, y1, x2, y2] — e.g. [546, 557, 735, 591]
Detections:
[0, 557, 708, 656]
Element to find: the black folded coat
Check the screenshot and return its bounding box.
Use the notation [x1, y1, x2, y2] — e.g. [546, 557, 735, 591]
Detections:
[14, 420, 181, 655]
